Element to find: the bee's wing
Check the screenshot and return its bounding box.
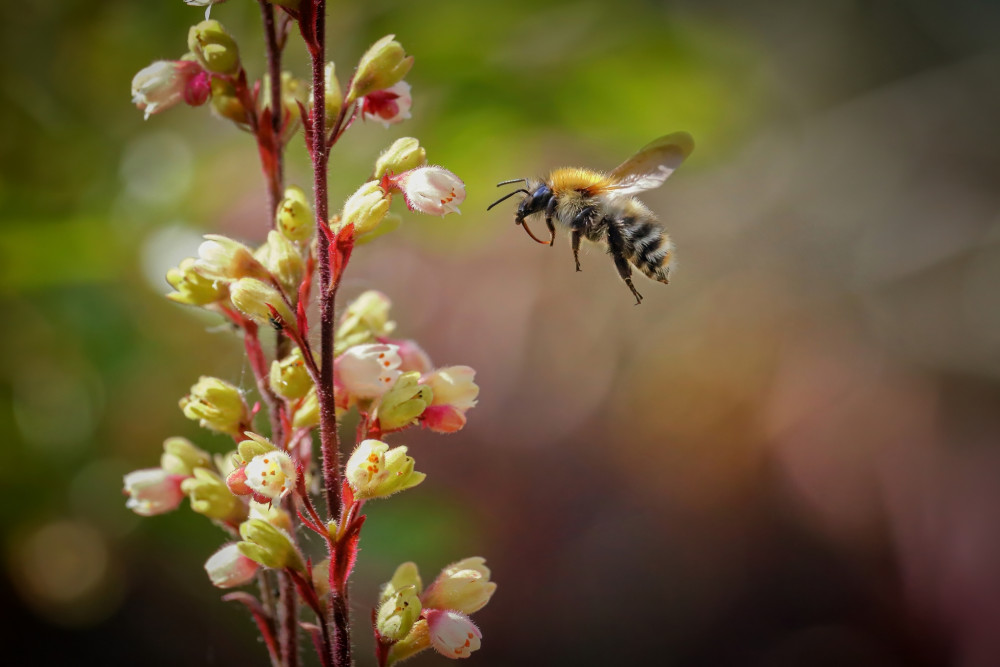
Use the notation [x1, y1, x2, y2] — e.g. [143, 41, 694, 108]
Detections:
[606, 132, 694, 195]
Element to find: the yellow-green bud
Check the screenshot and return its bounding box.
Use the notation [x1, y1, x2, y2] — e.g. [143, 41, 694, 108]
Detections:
[346, 35, 413, 103]
[188, 20, 241, 75]
[276, 185, 315, 242]
[230, 278, 295, 327]
[238, 518, 304, 571]
[197, 235, 270, 282]
[269, 347, 313, 400]
[387, 619, 430, 664]
[160, 437, 212, 476]
[374, 137, 426, 180]
[340, 181, 390, 237]
[255, 230, 303, 293]
[379, 561, 423, 604]
[181, 468, 248, 524]
[324, 62, 343, 126]
[422, 557, 497, 615]
[292, 388, 320, 429]
[377, 372, 432, 432]
[249, 500, 293, 534]
[334, 290, 396, 355]
[237, 432, 276, 464]
[377, 585, 422, 642]
[345, 439, 426, 500]
[179, 376, 250, 436]
[354, 212, 402, 246]
[210, 77, 249, 125]
[166, 258, 228, 306]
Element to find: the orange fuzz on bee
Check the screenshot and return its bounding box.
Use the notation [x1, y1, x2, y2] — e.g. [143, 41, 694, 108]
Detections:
[488, 133, 694, 305]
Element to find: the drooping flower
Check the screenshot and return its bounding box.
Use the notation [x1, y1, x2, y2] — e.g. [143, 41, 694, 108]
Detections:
[204, 542, 258, 588]
[388, 166, 465, 216]
[361, 81, 412, 127]
[131, 60, 211, 120]
[336, 343, 403, 400]
[425, 609, 482, 659]
[123, 468, 187, 516]
[421, 557, 496, 615]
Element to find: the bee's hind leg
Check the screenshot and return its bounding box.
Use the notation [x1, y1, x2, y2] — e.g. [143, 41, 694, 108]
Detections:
[571, 229, 583, 272]
[606, 222, 644, 305]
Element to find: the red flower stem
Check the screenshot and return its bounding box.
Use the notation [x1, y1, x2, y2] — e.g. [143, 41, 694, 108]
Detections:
[278, 569, 299, 667]
[258, 0, 285, 220]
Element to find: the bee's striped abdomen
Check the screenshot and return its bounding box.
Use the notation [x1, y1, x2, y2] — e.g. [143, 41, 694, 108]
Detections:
[619, 213, 673, 284]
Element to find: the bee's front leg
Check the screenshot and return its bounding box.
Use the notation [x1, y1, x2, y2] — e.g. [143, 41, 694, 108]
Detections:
[545, 197, 557, 246]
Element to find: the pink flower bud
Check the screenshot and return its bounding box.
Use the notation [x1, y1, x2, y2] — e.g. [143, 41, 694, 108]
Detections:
[389, 166, 465, 216]
[425, 609, 482, 659]
[335, 344, 403, 400]
[123, 468, 187, 516]
[361, 81, 412, 127]
[420, 404, 466, 434]
[204, 542, 258, 588]
[131, 60, 209, 120]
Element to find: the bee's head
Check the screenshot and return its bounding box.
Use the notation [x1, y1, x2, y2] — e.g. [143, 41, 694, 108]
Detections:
[515, 182, 552, 222]
[487, 178, 553, 221]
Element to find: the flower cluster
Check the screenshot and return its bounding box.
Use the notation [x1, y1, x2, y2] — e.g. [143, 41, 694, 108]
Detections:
[124, 12, 492, 667]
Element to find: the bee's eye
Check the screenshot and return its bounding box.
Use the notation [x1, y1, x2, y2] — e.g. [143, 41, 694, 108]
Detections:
[531, 185, 551, 207]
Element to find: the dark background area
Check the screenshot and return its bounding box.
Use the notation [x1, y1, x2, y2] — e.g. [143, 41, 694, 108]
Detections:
[2, 0, 1000, 665]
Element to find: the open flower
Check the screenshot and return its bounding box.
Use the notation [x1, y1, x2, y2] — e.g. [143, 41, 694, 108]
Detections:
[243, 450, 298, 503]
[389, 166, 465, 216]
[336, 343, 403, 400]
[131, 60, 211, 120]
[124, 468, 187, 516]
[345, 439, 425, 500]
[361, 81, 412, 127]
[425, 609, 482, 659]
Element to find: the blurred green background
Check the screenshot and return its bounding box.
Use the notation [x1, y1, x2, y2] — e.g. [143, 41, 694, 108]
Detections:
[3, 0, 1000, 664]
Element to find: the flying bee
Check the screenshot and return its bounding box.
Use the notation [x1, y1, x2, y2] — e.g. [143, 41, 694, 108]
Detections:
[488, 132, 694, 304]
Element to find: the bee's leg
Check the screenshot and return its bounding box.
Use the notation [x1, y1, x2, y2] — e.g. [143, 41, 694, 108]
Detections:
[545, 198, 558, 246]
[606, 221, 643, 305]
[571, 229, 583, 272]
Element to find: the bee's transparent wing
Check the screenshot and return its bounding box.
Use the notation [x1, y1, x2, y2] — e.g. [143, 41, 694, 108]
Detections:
[607, 132, 694, 195]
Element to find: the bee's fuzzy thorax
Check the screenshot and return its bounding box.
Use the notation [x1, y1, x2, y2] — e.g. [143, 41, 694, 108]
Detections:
[547, 167, 611, 196]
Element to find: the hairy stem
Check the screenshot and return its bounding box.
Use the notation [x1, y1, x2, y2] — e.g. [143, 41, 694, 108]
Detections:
[259, 0, 285, 219]
[278, 568, 300, 667]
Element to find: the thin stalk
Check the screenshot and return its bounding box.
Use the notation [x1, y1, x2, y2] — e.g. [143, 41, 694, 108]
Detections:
[278, 569, 300, 667]
[259, 0, 285, 219]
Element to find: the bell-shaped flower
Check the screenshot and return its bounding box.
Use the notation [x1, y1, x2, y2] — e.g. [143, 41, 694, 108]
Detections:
[255, 230, 303, 293]
[378, 372, 432, 432]
[374, 137, 426, 179]
[336, 343, 403, 401]
[379, 561, 423, 604]
[131, 59, 211, 120]
[419, 366, 479, 434]
[181, 468, 248, 524]
[276, 185, 315, 242]
[345, 439, 425, 500]
[376, 585, 422, 642]
[204, 542, 258, 588]
[166, 258, 228, 306]
[123, 468, 187, 516]
[243, 450, 297, 503]
[188, 19, 241, 75]
[421, 557, 496, 615]
[196, 235, 271, 282]
[270, 347, 313, 400]
[361, 81, 412, 127]
[160, 436, 212, 476]
[347, 34, 413, 102]
[238, 518, 304, 571]
[388, 166, 465, 216]
[178, 376, 250, 436]
[340, 181, 391, 236]
[229, 278, 295, 327]
[425, 609, 482, 660]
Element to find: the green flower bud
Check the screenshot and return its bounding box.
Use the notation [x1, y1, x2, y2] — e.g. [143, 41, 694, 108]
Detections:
[374, 137, 426, 180]
[197, 235, 270, 282]
[269, 347, 313, 400]
[334, 290, 396, 355]
[188, 20, 241, 75]
[249, 500, 293, 534]
[276, 185, 315, 242]
[292, 387, 320, 429]
[179, 376, 250, 436]
[166, 258, 228, 306]
[346, 35, 413, 103]
[237, 432, 276, 464]
[160, 437, 212, 476]
[387, 619, 430, 664]
[324, 62, 343, 126]
[210, 77, 249, 125]
[345, 439, 426, 500]
[377, 372, 432, 432]
[340, 181, 390, 237]
[238, 518, 304, 571]
[422, 557, 497, 615]
[379, 561, 423, 604]
[230, 278, 295, 327]
[377, 585, 422, 642]
[181, 468, 248, 524]
[354, 212, 402, 246]
[255, 230, 303, 293]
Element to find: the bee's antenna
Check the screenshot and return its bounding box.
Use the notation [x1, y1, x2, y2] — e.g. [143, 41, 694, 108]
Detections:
[496, 178, 527, 187]
[487, 189, 530, 211]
